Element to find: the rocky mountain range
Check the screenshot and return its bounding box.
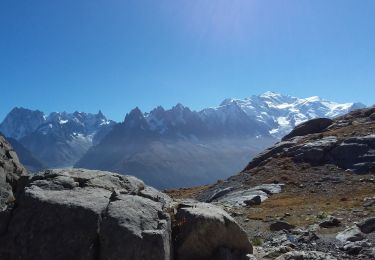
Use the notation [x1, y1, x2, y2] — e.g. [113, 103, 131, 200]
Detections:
[0, 107, 115, 168]
[0, 92, 365, 187]
[216, 91, 365, 138]
[76, 92, 365, 188]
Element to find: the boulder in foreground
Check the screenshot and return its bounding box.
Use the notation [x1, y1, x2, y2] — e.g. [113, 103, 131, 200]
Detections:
[0, 168, 252, 260]
[0, 169, 171, 260]
[173, 201, 252, 260]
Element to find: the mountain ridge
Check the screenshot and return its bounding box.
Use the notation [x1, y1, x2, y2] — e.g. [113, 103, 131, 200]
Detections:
[0, 108, 115, 168]
[0, 92, 365, 185]
[75, 92, 365, 188]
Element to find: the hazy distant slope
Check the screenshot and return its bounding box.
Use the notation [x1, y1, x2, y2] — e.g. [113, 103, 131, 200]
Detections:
[6, 137, 45, 172]
[76, 117, 274, 188]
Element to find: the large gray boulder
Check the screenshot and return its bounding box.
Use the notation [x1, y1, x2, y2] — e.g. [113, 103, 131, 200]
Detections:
[0, 168, 253, 260]
[173, 202, 252, 260]
[100, 194, 171, 260]
[1, 184, 111, 259]
[0, 169, 172, 260]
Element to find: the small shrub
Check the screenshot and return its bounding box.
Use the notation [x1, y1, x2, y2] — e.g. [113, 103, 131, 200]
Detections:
[317, 211, 328, 220]
[252, 237, 263, 246]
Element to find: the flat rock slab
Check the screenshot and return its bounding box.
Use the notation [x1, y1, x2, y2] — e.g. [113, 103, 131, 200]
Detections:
[214, 184, 284, 207]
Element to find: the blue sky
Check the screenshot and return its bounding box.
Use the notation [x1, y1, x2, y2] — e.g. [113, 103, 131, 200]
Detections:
[1, 0, 374, 121]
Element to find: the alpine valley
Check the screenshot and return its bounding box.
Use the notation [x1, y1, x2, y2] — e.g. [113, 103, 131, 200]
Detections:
[0, 92, 365, 188]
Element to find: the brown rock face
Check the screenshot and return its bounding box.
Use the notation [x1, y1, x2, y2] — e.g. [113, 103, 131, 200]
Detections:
[244, 107, 375, 173]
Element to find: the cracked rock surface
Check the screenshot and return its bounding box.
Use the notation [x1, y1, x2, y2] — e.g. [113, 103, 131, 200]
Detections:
[173, 201, 252, 260]
[0, 168, 172, 260]
[0, 135, 27, 233]
[0, 165, 253, 260]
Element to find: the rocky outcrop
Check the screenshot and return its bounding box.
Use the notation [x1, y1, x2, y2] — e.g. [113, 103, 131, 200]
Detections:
[0, 168, 252, 260]
[0, 135, 27, 233]
[173, 202, 252, 260]
[282, 118, 333, 141]
[244, 107, 375, 173]
[245, 133, 375, 173]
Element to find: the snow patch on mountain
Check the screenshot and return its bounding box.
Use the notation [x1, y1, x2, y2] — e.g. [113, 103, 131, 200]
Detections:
[0, 92, 365, 169]
[115, 91, 365, 140]
[208, 91, 365, 138]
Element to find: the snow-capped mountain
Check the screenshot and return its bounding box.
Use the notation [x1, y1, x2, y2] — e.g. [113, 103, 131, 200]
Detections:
[129, 91, 365, 140]
[0, 108, 115, 168]
[76, 92, 365, 188]
[203, 91, 365, 138]
[1, 92, 365, 185]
